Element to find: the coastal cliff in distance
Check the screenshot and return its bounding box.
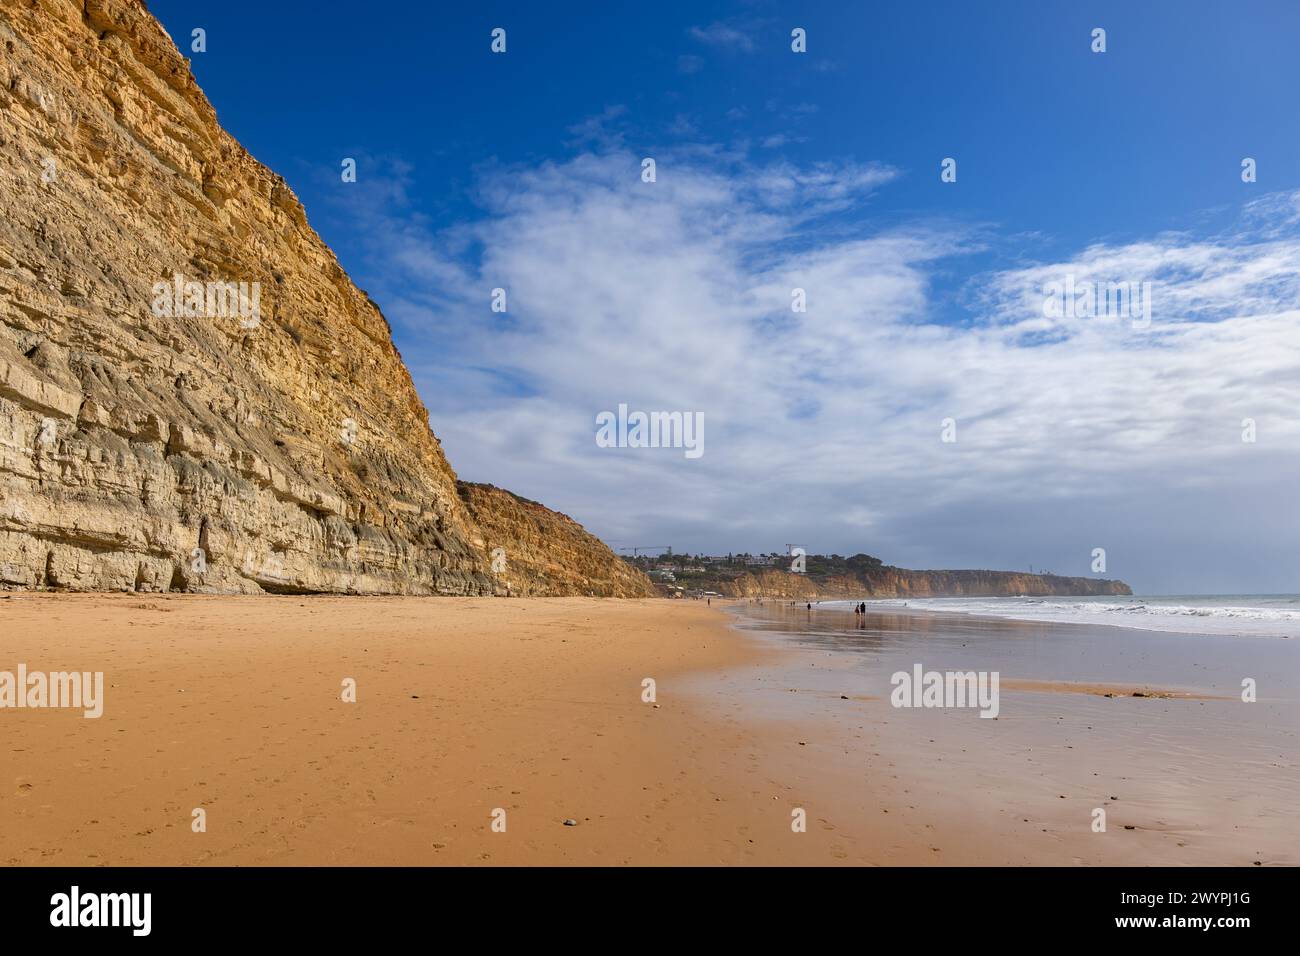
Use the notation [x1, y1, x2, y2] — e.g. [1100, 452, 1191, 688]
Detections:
[714, 567, 1132, 599]
[635, 553, 1132, 599]
[457, 483, 655, 597]
[0, 0, 645, 597]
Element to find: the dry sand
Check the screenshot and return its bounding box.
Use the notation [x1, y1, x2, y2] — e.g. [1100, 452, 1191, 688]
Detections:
[3, 594, 1280, 866]
[1, 594, 878, 866]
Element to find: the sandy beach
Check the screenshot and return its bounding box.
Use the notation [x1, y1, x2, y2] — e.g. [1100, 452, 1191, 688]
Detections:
[2, 594, 1293, 866]
[1, 594, 868, 866]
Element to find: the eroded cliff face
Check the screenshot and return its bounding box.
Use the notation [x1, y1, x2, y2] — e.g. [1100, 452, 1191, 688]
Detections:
[718, 568, 1131, 599]
[457, 483, 655, 597]
[0, 0, 628, 596]
[857, 567, 1131, 598]
[717, 570, 838, 600]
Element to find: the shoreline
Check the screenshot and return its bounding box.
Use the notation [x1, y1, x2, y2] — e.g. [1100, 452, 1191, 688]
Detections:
[721, 601, 1298, 865]
[758, 594, 1300, 640]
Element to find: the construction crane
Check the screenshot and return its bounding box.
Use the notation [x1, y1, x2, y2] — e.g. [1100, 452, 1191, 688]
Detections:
[617, 546, 672, 557]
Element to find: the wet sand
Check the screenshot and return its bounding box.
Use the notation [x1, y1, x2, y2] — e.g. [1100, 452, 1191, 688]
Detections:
[2, 593, 1293, 865]
[713, 601, 1299, 865]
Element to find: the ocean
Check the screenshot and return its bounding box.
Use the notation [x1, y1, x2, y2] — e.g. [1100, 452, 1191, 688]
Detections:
[824, 594, 1300, 639]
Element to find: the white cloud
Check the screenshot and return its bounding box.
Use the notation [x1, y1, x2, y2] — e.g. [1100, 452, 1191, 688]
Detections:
[688, 21, 758, 52]
[565, 105, 629, 149]
[334, 151, 1300, 593]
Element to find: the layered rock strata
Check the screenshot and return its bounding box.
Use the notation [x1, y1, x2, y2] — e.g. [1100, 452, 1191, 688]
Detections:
[0, 0, 649, 597]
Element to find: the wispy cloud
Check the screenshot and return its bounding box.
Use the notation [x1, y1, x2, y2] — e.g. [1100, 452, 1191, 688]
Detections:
[688, 20, 758, 52]
[565, 105, 628, 149]
[327, 148, 1300, 592]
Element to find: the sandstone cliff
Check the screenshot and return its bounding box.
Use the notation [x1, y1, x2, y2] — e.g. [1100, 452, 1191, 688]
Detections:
[857, 567, 1131, 598]
[714, 567, 1131, 599]
[0, 0, 639, 596]
[457, 482, 655, 597]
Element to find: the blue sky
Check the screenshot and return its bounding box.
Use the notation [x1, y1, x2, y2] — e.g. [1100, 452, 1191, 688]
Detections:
[151, 1, 1300, 592]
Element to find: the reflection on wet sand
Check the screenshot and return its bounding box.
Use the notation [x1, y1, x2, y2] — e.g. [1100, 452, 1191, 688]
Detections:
[696, 599, 1299, 865]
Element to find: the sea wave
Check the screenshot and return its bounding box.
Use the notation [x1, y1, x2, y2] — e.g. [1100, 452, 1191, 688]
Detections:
[827, 596, 1300, 637]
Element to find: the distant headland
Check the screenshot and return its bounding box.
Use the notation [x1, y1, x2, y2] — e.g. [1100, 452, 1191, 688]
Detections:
[620, 551, 1132, 599]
